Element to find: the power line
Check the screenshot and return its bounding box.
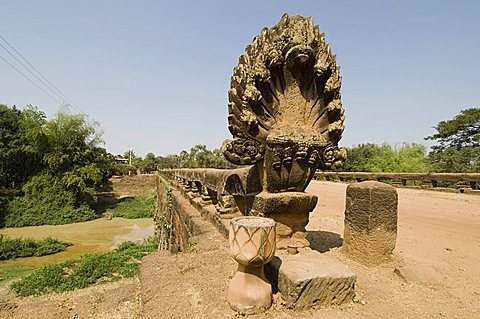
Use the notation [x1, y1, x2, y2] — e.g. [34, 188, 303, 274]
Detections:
[0, 35, 67, 99]
[0, 52, 63, 105]
[0, 41, 65, 104]
[0, 35, 85, 114]
[0, 34, 133, 153]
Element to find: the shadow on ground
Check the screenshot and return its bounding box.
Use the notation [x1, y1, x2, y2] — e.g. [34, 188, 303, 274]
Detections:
[307, 230, 343, 253]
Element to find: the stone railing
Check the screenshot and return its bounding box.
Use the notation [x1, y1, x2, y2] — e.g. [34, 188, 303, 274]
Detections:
[314, 171, 480, 193]
[157, 168, 258, 247]
[155, 167, 357, 310]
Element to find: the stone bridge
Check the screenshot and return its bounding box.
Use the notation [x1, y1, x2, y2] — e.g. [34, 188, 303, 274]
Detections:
[142, 175, 480, 318]
[143, 13, 480, 317]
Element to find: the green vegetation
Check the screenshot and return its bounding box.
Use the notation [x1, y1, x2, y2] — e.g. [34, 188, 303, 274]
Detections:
[6, 173, 96, 227]
[0, 266, 34, 282]
[0, 235, 71, 260]
[118, 144, 237, 174]
[426, 107, 480, 173]
[0, 104, 115, 227]
[104, 193, 156, 219]
[342, 143, 430, 173]
[340, 108, 479, 174]
[11, 238, 157, 297]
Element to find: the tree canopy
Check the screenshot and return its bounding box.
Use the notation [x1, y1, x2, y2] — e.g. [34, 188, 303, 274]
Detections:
[125, 145, 236, 172]
[341, 143, 430, 173]
[0, 104, 115, 227]
[0, 105, 45, 190]
[426, 108, 480, 172]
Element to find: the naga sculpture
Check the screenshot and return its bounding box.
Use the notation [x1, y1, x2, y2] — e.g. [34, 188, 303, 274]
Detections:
[223, 14, 346, 193]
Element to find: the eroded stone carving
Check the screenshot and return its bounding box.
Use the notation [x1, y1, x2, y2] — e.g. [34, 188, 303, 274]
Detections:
[223, 14, 346, 249]
[223, 13, 346, 193]
[344, 181, 398, 265]
[228, 216, 276, 314]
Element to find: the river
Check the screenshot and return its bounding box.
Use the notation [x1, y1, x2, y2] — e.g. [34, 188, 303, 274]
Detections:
[0, 217, 154, 268]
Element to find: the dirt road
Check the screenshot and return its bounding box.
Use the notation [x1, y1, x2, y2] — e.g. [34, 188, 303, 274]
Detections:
[305, 181, 480, 319]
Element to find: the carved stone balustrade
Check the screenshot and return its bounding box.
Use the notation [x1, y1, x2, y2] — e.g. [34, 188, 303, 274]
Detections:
[315, 172, 480, 194]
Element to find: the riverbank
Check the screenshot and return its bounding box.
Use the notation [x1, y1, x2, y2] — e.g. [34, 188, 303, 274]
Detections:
[0, 217, 154, 269]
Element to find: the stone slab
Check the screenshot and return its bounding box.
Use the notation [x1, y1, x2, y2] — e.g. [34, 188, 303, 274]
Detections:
[245, 191, 318, 216]
[266, 249, 356, 309]
[245, 192, 318, 249]
[394, 264, 443, 284]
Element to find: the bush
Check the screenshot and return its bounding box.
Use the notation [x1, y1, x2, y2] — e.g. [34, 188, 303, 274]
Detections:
[104, 193, 155, 219]
[113, 163, 137, 176]
[11, 237, 157, 297]
[0, 235, 71, 260]
[5, 173, 97, 227]
[342, 143, 430, 173]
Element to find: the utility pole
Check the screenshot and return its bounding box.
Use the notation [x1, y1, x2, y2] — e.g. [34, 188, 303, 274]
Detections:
[128, 149, 133, 176]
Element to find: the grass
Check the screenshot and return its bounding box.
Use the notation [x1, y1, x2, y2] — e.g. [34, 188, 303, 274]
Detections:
[0, 265, 34, 282]
[0, 235, 72, 261]
[11, 237, 158, 297]
[103, 192, 156, 219]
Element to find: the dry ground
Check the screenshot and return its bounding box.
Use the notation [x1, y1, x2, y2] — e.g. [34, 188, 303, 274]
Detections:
[2, 180, 480, 318]
[141, 181, 480, 319]
[109, 174, 157, 196]
[0, 278, 142, 319]
[305, 182, 480, 319]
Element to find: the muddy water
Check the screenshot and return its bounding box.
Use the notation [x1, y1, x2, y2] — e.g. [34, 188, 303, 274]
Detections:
[0, 218, 154, 268]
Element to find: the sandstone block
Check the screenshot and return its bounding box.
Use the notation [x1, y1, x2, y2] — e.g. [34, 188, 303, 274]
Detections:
[344, 181, 398, 265]
[266, 249, 356, 309]
[394, 264, 442, 284]
[245, 192, 318, 249]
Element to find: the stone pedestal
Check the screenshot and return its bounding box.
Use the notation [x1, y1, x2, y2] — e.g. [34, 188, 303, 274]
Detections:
[228, 216, 276, 314]
[344, 181, 398, 265]
[266, 249, 356, 309]
[245, 192, 317, 249]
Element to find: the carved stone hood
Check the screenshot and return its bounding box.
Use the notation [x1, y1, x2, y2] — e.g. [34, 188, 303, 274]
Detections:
[223, 14, 347, 193]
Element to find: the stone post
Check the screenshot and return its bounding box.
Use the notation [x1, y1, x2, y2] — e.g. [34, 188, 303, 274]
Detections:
[344, 181, 398, 265]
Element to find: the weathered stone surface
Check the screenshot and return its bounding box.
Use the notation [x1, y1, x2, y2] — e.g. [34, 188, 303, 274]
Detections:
[266, 249, 356, 309]
[223, 13, 346, 193]
[394, 264, 443, 284]
[245, 192, 317, 249]
[344, 181, 398, 265]
[156, 175, 212, 253]
[156, 14, 353, 314]
[228, 217, 276, 314]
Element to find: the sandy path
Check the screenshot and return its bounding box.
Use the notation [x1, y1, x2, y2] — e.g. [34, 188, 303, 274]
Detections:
[306, 181, 480, 318]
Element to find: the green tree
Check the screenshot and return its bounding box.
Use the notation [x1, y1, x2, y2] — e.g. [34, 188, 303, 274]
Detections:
[0, 104, 23, 189]
[155, 145, 236, 169]
[342, 143, 430, 173]
[426, 108, 480, 172]
[123, 150, 142, 168]
[0, 105, 45, 189]
[341, 143, 383, 172]
[156, 154, 180, 169]
[2, 106, 115, 227]
[139, 152, 157, 173]
[40, 108, 112, 205]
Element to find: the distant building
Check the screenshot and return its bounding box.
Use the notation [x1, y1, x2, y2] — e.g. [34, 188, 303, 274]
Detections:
[115, 155, 129, 165]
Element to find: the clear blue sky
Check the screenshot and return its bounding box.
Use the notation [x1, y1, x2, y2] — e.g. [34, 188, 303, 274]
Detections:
[1, 1, 479, 156]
